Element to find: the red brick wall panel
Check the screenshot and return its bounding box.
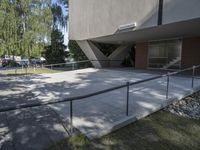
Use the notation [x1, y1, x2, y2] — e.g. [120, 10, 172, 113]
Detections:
[181, 37, 200, 69]
[135, 42, 148, 69]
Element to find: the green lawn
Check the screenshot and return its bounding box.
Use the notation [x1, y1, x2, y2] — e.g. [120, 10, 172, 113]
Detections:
[45, 111, 200, 150]
[4, 68, 63, 76]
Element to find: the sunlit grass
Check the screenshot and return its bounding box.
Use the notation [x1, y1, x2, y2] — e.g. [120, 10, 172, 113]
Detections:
[44, 111, 200, 150]
[3, 67, 63, 76]
[44, 134, 90, 150]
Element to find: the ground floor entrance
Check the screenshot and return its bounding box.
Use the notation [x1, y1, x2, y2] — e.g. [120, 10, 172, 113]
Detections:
[135, 37, 200, 70]
[148, 39, 182, 70]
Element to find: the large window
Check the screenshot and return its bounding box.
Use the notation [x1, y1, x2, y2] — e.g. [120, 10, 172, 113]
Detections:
[148, 39, 182, 69]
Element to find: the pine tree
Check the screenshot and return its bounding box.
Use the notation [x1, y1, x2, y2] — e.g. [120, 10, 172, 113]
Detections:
[44, 29, 66, 64]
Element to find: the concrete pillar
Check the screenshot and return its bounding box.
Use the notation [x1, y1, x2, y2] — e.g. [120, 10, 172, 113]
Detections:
[76, 40, 109, 68]
[108, 45, 131, 67]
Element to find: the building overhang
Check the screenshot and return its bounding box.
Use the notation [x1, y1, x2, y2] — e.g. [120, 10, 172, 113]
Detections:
[90, 18, 200, 44]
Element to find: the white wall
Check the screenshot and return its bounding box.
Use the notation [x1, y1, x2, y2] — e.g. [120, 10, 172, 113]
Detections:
[69, 0, 200, 41]
[69, 0, 159, 40]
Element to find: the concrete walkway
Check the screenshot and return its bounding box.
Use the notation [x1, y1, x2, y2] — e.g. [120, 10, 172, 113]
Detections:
[0, 68, 200, 149]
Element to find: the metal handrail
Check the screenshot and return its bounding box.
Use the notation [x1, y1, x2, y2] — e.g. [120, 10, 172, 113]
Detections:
[0, 60, 91, 71]
[43, 60, 91, 67]
[0, 64, 200, 133]
[0, 75, 163, 113]
[90, 60, 124, 62]
[0, 60, 92, 76]
[0, 65, 199, 113]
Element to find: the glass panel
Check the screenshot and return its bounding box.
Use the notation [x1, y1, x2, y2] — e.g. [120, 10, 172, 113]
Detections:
[148, 39, 181, 69]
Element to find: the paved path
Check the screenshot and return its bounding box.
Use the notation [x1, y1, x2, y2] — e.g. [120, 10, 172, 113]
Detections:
[0, 68, 200, 149]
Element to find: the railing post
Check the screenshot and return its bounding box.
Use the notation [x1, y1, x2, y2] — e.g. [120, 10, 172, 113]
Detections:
[25, 67, 28, 75]
[192, 66, 196, 88]
[70, 100, 73, 133]
[166, 73, 170, 99]
[51, 64, 53, 70]
[126, 82, 130, 116]
[34, 65, 36, 72]
[72, 63, 75, 70]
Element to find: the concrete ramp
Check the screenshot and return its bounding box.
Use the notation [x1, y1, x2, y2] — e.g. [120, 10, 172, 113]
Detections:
[0, 68, 200, 149]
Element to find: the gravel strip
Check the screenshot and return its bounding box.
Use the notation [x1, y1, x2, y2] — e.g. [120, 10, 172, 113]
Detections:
[165, 91, 200, 120]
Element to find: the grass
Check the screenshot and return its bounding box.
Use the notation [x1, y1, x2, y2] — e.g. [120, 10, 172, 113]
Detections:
[4, 68, 63, 76]
[44, 111, 200, 150]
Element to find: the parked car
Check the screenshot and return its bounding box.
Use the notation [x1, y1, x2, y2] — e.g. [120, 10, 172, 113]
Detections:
[20, 59, 29, 67]
[31, 59, 42, 65]
[0, 58, 2, 68]
[31, 57, 46, 65]
[2, 59, 20, 68]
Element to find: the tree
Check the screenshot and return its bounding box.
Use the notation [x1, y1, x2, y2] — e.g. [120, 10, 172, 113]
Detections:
[14, 0, 53, 59]
[68, 40, 87, 61]
[44, 29, 66, 64]
[42, 0, 68, 64]
[0, 0, 20, 56]
[0, 0, 69, 62]
[0, 0, 52, 58]
[51, 0, 68, 30]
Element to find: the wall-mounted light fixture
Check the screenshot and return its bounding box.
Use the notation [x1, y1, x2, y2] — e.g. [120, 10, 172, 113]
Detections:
[118, 22, 137, 31]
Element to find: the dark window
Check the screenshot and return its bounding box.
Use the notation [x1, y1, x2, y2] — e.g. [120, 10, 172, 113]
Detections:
[158, 0, 163, 25]
[148, 39, 182, 69]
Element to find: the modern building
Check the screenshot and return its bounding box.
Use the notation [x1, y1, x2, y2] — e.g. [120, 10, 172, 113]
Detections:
[69, 0, 200, 70]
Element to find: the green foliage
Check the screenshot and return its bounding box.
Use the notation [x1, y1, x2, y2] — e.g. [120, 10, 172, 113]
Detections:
[68, 40, 87, 61]
[69, 134, 90, 149]
[6, 68, 63, 76]
[0, 0, 69, 59]
[52, 0, 68, 32]
[45, 110, 200, 150]
[0, 0, 53, 58]
[44, 0, 68, 64]
[44, 29, 66, 64]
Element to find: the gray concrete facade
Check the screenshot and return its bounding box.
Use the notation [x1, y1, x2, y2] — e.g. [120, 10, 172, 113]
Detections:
[69, 0, 200, 69]
[69, 0, 200, 41]
[69, 0, 158, 41]
[76, 40, 109, 68]
[77, 40, 132, 68]
[163, 0, 200, 24]
[108, 45, 131, 67]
